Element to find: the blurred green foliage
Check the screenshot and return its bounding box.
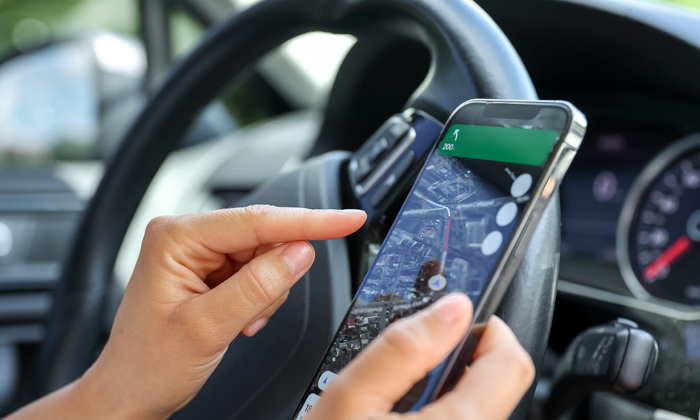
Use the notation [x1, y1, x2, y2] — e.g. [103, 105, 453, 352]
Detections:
[0, 0, 697, 59]
[661, 0, 700, 8]
[0, 0, 81, 53]
[0, 0, 83, 25]
[0, 0, 699, 58]
[0, 0, 137, 56]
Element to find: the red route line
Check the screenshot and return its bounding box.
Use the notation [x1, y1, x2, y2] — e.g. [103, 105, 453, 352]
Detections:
[643, 235, 692, 282]
[444, 216, 451, 252]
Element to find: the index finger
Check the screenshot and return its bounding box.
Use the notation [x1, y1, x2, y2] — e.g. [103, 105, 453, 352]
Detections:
[180, 205, 367, 254]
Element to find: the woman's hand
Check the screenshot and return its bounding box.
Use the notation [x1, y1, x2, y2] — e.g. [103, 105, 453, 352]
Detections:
[306, 293, 535, 420]
[99, 206, 366, 418]
[6, 206, 533, 420]
[7, 206, 366, 420]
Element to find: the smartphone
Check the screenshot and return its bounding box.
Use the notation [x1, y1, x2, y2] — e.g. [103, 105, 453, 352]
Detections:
[292, 99, 587, 419]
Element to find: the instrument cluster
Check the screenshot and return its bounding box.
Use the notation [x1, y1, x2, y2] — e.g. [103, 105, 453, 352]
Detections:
[559, 125, 700, 309]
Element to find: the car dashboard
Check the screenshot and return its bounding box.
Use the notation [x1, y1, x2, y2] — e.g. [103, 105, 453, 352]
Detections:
[548, 93, 700, 419]
[558, 92, 700, 300]
[475, 1, 700, 416]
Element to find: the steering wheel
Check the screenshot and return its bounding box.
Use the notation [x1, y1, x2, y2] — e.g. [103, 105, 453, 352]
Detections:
[39, 0, 560, 419]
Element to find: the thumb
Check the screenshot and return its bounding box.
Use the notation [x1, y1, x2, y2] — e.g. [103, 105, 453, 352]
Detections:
[189, 241, 315, 338]
[315, 293, 473, 415]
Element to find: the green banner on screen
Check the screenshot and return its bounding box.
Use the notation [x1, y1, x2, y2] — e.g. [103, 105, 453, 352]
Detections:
[438, 124, 558, 166]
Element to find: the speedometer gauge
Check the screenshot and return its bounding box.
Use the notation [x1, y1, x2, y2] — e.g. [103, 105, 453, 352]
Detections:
[618, 134, 700, 306]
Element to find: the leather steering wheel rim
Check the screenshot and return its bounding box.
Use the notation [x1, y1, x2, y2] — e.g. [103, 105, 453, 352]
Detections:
[39, 0, 558, 419]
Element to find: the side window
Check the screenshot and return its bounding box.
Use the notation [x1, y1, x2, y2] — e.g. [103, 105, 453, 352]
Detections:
[170, 10, 203, 58]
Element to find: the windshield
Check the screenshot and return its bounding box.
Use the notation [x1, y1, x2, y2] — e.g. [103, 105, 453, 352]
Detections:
[0, 0, 138, 167]
[0, 42, 98, 164]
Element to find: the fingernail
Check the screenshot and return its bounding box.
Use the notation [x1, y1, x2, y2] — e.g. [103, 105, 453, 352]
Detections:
[282, 242, 314, 276]
[431, 293, 471, 326]
[336, 209, 366, 216]
[248, 318, 267, 335]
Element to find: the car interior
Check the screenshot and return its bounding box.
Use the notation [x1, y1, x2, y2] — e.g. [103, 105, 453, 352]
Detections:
[0, 0, 699, 419]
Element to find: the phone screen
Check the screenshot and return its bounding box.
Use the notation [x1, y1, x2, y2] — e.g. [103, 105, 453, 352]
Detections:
[293, 104, 571, 419]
